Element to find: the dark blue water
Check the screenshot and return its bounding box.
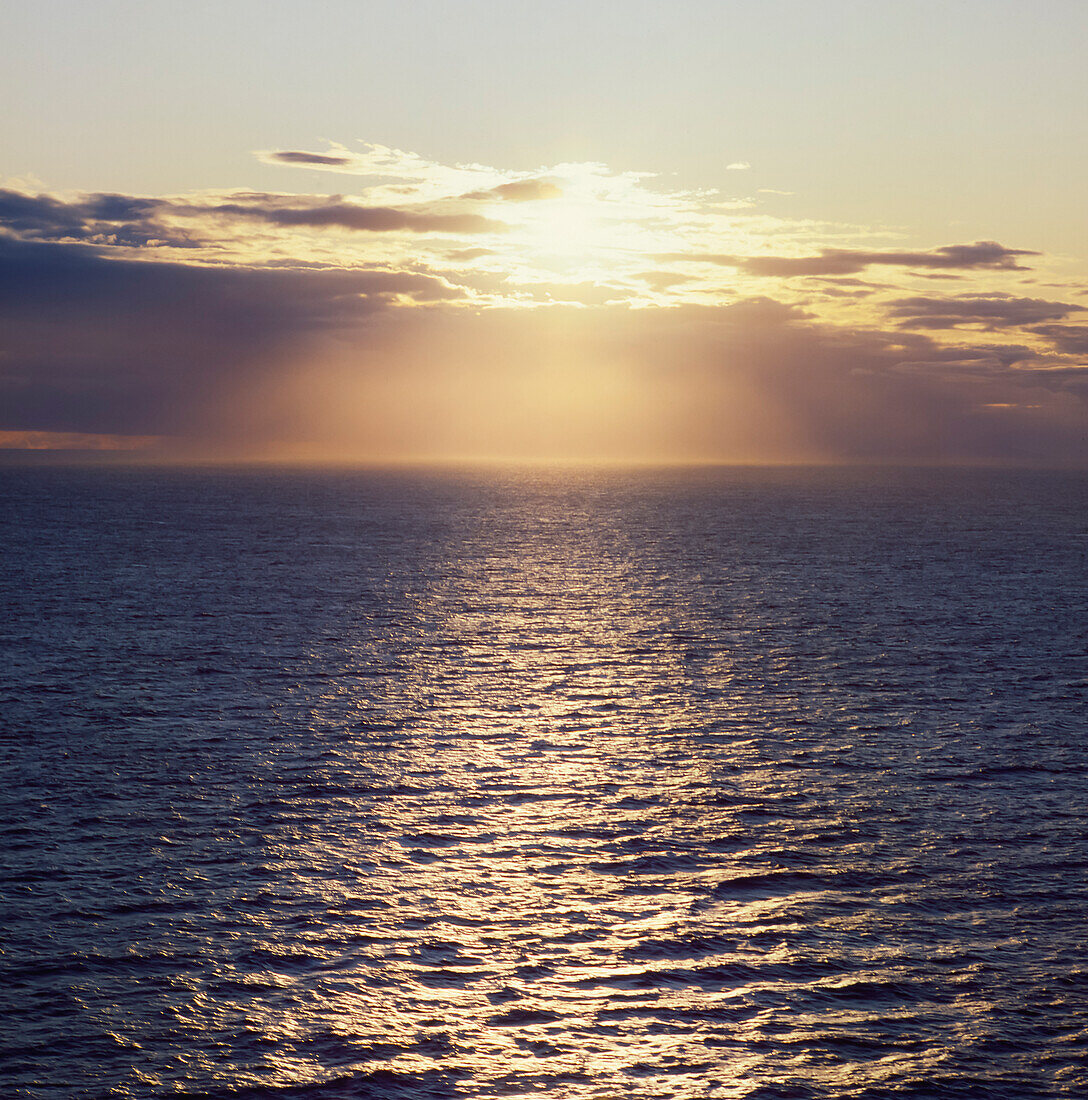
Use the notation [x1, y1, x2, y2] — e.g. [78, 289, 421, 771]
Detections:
[2, 465, 1088, 1099]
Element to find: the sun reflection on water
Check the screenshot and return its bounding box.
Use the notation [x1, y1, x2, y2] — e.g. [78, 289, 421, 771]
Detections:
[211, 479, 940, 1098]
[13, 469, 1088, 1098]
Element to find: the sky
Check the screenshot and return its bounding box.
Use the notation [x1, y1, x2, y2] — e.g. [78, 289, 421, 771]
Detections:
[2, 0, 1087, 464]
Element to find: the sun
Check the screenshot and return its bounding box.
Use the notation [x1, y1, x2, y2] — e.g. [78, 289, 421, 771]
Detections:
[509, 191, 622, 277]
[524, 196, 604, 257]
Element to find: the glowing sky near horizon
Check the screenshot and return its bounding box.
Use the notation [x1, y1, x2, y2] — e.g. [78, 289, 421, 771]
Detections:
[1, 0, 1087, 463]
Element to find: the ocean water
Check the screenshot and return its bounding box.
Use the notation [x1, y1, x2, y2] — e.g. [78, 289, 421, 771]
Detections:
[2, 464, 1088, 1100]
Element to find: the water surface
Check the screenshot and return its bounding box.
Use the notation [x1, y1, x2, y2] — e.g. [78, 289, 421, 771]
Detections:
[2, 465, 1087, 1098]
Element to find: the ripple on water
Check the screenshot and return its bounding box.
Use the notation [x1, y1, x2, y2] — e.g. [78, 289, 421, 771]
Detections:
[2, 466, 1088, 1098]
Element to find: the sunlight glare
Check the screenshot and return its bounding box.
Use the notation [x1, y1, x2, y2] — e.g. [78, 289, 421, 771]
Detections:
[513, 192, 619, 274]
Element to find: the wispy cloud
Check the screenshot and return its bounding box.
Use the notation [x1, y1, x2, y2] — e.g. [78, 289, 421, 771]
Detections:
[886, 294, 1083, 330]
[1030, 324, 1088, 354]
[461, 179, 563, 202]
[0, 187, 194, 247]
[204, 198, 508, 234]
[660, 241, 1038, 277]
[264, 149, 356, 167]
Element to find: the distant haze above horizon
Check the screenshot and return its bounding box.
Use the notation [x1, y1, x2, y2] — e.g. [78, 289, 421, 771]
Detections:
[3, 0, 1087, 466]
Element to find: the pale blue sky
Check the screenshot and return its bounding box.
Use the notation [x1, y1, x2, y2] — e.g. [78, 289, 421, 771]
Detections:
[3, 0, 1086, 251]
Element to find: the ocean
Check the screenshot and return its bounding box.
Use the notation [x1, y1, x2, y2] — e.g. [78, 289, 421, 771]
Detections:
[2, 464, 1087, 1098]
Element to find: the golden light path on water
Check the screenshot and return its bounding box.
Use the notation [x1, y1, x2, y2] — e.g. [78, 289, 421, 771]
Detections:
[4, 466, 1087, 1099]
[168, 471, 1015, 1099]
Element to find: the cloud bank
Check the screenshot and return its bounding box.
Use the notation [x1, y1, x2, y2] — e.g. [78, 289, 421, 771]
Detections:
[1, 142, 1085, 464]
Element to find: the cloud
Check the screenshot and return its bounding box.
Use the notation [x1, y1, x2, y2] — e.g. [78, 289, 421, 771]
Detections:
[636, 270, 697, 291]
[1030, 324, 1088, 354]
[886, 294, 1083, 330]
[0, 187, 509, 249]
[662, 240, 1037, 277]
[369, 300, 1087, 464]
[448, 247, 495, 261]
[256, 143, 562, 205]
[499, 280, 630, 305]
[0, 187, 193, 247]
[811, 277, 884, 288]
[207, 199, 509, 234]
[715, 296, 812, 326]
[0, 142, 1085, 465]
[265, 150, 355, 167]
[726, 162, 751, 171]
[462, 179, 563, 202]
[1, 236, 1084, 464]
[816, 285, 875, 298]
[0, 236, 462, 439]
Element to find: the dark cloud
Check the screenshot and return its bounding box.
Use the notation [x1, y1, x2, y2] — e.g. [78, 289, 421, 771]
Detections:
[0, 237, 462, 437]
[463, 179, 563, 202]
[887, 294, 1083, 330]
[0, 214, 1084, 464]
[0, 187, 508, 245]
[266, 150, 354, 167]
[0, 188, 193, 247]
[80, 194, 163, 221]
[0, 188, 119, 235]
[1030, 325, 1088, 355]
[209, 200, 508, 234]
[660, 241, 1037, 277]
